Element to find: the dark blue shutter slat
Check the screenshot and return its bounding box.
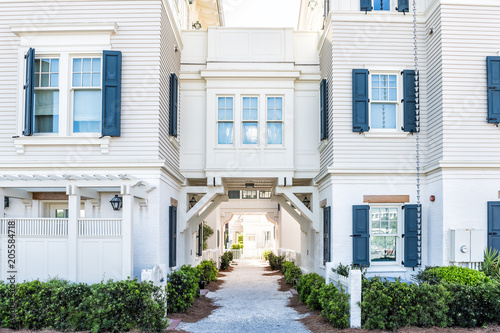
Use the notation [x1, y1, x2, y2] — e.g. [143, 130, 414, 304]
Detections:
[169, 206, 177, 267]
[23, 48, 35, 136]
[360, 0, 372, 11]
[353, 205, 370, 267]
[169, 73, 178, 137]
[487, 57, 500, 124]
[487, 202, 500, 253]
[404, 204, 420, 267]
[320, 79, 328, 140]
[197, 223, 203, 256]
[102, 50, 122, 137]
[323, 206, 331, 264]
[352, 69, 369, 132]
[403, 70, 417, 133]
[398, 0, 409, 12]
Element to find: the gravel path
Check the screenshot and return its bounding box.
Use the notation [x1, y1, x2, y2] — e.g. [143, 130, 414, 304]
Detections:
[178, 259, 311, 333]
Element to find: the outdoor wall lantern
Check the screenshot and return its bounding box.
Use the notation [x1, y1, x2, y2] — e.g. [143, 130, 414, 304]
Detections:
[192, 21, 202, 30]
[189, 196, 197, 209]
[245, 183, 254, 188]
[110, 195, 123, 211]
[302, 196, 310, 209]
[4, 197, 9, 209]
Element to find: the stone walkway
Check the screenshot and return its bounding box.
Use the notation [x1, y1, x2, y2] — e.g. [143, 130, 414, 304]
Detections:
[178, 259, 311, 333]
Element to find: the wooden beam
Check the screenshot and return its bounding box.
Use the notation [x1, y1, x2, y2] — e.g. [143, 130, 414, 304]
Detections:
[33, 192, 68, 200]
[363, 195, 410, 203]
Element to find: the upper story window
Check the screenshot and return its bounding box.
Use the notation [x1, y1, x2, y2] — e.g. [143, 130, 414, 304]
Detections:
[370, 74, 398, 129]
[72, 58, 102, 133]
[34, 58, 59, 134]
[218, 97, 234, 144]
[267, 97, 283, 144]
[373, 0, 390, 11]
[242, 97, 258, 144]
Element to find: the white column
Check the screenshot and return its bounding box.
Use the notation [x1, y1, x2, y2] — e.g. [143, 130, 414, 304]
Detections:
[66, 185, 80, 282]
[121, 185, 133, 278]
[0, 194, 5, 218]
[349, 269, 362, 328]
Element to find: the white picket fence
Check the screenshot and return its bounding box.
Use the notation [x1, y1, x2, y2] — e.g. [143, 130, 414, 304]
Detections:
[78, 218, 122, 236]
[277, 248, 302, 267]
[0, 218, 68, 236]
[325, 262, 362, 328]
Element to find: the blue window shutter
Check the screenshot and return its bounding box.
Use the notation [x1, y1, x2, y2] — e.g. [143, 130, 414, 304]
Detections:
[352, 205, 370, 267]
[169, 73, 178, 137]
[23, 48, 35, 136]
[487, 202, 500, 253]
[320, 79, 328, 140]
[352, 69, 369, 132]
[169, 206, 177, 267]
[323, 206, 331, 265]
[101, 50, 122, 137]
[197, 223, 203, 256]
[404, 204, 420, 267]
[360, 0, 372, 11]
[487, 57, 500, 124]
[397, 0, 409, 12]
[403, 70, 417, 133]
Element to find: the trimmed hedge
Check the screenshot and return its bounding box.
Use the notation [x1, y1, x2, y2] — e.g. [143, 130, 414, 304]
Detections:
[415, 266, 489, 286]
[318, 283, 350, 329]
[220, 251, 232, 271]
[167, 265, 200, 313]
[262, 249, 273, 261]
[0, 279, 167, 332]
[198, 260, 218, 284]
[296, 273, 325, 303]
[282, 261, 302, 285]
[268, 253, 285, 271]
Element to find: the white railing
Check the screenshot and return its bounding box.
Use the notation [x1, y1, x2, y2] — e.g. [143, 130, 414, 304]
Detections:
[202, 249, 221, 269]
[229, 248, 243, 260]
[78, 219, 122, 236]
[325, 262, 362, 328]
[0, 218, 68, 236]
[277, 248, 302, 266]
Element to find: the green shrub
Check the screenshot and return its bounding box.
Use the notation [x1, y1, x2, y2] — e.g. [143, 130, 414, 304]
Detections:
[0, 279, 167, 332]
[296, 273, 325, 303]
[305, 280, 325, 311]
[262, 249, 273, 261]
[282, 261, 302, 285]
[446, 279, 500, 327]
[167, 265, 200, 313]
[220, 251, 232, 271]
[197, 260, 218, 284]
[268, 253, 285, 271]
[318, 283, 350, 329]
[231, 243, 242, 249]
[415, 266, 488, 286]
[362, 277, 451, 330]
[482, 248, 500, 279]
[333, 263, 350, 278]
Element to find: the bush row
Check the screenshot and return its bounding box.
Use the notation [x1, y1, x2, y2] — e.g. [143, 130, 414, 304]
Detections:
[220, 251, 233, 271]
[0, 278, 167, 332]
[167, 259, 218, 313]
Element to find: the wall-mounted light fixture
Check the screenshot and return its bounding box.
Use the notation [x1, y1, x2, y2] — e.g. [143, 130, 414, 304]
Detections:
[189, 196, 197, 209]
[192, 21, 202, 30]
[110, 195, 123, 211]
[302, 196, 311, 209]
[245, 183, 254, 188]
[4, 197, 9, 209]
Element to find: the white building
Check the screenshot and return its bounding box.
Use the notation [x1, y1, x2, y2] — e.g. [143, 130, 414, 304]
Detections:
[0, 0, 499, 283]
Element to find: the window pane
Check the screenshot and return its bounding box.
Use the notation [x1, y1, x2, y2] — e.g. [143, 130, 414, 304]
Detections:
[267, 122, 282, 144]
[372, 75, 379, 87]
[218, 122, 233, 144]
[92, 58, 101, 72]
[371, 236, 396, 262]
[83, 58, 92, 72]
[92, 73, 101, 87]
[82, 73, 91, 86]
[34, 74, 40, 88]
[73, 73, 82, 87]
[41, 59, 50, 72]
[267, 97, 274, 109]
[218, 97, 225, 109]
[73, 59, 82, 72]
[34, 90, 59, 133]
[243, 122, 258, 144]
[50, 74, 58, 88]
[51, 59, 59, 72]
[374, 0, 390, 11]
[41, 74, 49, 87]
[34, 59, 40, 73]
[267, 97, 283, 121]
[73, 90, 102, 133]
[218, 97, 233, 120]
[371, 103, 396, 129]
[243, 97, 258, 121]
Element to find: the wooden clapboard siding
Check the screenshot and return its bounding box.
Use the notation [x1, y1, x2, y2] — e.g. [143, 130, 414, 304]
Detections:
[0, 0, 170, 163]
[439, 3, 500, 162]
[328, 13, 428, 171]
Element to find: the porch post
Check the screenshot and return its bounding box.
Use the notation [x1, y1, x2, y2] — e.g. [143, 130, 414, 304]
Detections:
[66, 185, 80, 282]
[0, 194, 4, 218]
[121, 185, 133, 279]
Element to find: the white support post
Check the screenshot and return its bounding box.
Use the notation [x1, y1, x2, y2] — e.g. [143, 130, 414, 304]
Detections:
[0, 194, 4, 218]
[66, 185, 80, 282]
[121, 186, 133, 279]
[349, 269, 362, 328]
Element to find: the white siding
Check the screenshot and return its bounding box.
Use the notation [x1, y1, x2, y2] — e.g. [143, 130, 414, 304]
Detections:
[319, 22, 334, 174]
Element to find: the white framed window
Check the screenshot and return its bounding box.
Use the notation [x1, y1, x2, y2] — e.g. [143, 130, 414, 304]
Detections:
[242, 97, 258, 144]
[373, 0, 391, 11]
[370, 73, 400, 130]
[34, 58, 59, 134]
[242, 190, 257, 199]
[218, 96, 234, 144]
[72, 57, 102, 133]
[370, 205, 401, 264]
[267, 97, 283, 144]
[259, 191, 272, 199]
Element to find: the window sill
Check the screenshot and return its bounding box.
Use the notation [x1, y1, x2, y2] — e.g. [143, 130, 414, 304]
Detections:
[14, 136, 111, 154]
[366, 265, 406, 274]
[363, 132, 410, 138]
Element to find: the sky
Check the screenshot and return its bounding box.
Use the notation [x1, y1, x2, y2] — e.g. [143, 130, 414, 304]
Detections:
[222, 0, 301, 29]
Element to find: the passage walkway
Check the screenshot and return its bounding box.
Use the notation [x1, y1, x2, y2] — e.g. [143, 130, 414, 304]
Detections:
[178, 259, 311, 333]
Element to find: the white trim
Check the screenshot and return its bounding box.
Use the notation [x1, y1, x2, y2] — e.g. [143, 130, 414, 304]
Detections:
[11, 23, 118, 35]
[363, 132, 410, 138]
[13, 136, 111, 154]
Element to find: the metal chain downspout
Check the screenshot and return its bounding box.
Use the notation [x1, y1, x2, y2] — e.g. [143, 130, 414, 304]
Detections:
[412, 0, 422, 266]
